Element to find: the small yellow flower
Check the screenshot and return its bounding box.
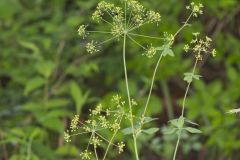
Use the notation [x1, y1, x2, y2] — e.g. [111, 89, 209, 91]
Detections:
[145, 46, 157, 58]
[184, 44, 190, 52]
[147, 10, 161, 23]
[117, 142, 125, 154]
[64, 131, 71, 142]
[186, 2, 204, 17]
[185, 32, 216, 60]
[90, 136, 102, 148]
[70, 115, 79, 132]
[86, 41, 99, 54]
[111, 25, 124, 38]
[212, 49, 217, 57]
[78, 25, 87, 39]
[80, 150, 92, 160]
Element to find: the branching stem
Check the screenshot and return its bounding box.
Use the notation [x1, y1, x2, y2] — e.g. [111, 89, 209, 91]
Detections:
[123, 34, 139, 160]
[172, 58, 199, 160]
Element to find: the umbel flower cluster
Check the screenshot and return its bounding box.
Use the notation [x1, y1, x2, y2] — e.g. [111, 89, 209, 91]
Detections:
[78, 0, 162, 57]
[184, 32, 216, 60]
[64, 95, 128, 159]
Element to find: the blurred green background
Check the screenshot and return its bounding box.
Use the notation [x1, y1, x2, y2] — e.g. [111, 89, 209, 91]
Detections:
[0, 0, 240, 159]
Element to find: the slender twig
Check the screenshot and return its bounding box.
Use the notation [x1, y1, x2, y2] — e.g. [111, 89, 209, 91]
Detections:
[102, 18, 114, 26]
[103, 115, 124, 160]
[94, 146, 99, 160]
[97, 37, 117, 46]
[173, 12, 193, 38]
[173, 134, 181, 160]
[139, 53, 163, 127]
[88, 31, 112, 34]
[127, 9, 133, 28]
[128, 33, 165, 40]
[128, 20, 150, 32]
[127, 35, 147, 50]
[172, 58, 198, 160]
[138, 9, 194, 131]
[122, 34, 139, 160]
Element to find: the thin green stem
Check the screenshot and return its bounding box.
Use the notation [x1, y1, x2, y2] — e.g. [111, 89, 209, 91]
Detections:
[140, 53, 163, 127]
[97, 37, 117, 46]
[94, 147, 99, 160]
[102, 132, 117, 160]
[103, 115, 124, 160]
[101, 18, 114, 26]
[125, 1, 127, 28]
[127, 34, 147, 50]
[133, 136, 139, 160]
[127, 9, 133, 28]
[88, 31, 112, 34]
[181, 59, 198, 116]
[128, 33, 165, 40]
[173, 12, 193, 38]
[123, 34, 139, 160]
[173, 134, 181, 160]
[128, 20, 150, 32]
[69, 131, 90, 137]
[173, 58, 198, 160]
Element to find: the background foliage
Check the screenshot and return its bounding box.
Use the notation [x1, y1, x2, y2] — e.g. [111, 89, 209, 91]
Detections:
[0, 0, 239, 159]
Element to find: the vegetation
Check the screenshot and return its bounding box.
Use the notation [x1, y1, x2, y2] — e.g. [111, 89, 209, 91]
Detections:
[0, 0, 239, 160]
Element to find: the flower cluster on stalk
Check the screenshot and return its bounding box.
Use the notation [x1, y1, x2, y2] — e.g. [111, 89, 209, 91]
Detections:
[184, 32, 216, 60]
[77, 0, 163, 58]
[64, 95, 127, 159]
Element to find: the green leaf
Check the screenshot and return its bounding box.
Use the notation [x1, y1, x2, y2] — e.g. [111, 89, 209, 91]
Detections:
[157, 44, 174, 57]
[70, 81, 89, 115]
[185, 119, 199, 126]
[163, 48, 174, 57]
[24, 77, 46, 96]
[143, 128, 159, 135]
[35, 61, 55, 78]
[56, 145, 79, 156]
[184, 73, 193, 83]
[169, 116, 185, 128]
[155, 45, 165, 51]
[46, 98, 70, 109]
[40, 117, 64, 133]
[19, 40, 40, 55]
[143, 117, 158, 124]
[122, 127, 133, 135]
[156, 44, 174, 57]
[185, 127, 202, 134]
[184, 72, 202, 83]
[163, 128, 177, 135]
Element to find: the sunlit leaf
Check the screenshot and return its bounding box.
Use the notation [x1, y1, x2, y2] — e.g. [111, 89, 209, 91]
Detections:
[185, 127, 202, 134]
[122, 127, 133, 135]
[143, 128, 159, 135]
[24, 77, 46, 96]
